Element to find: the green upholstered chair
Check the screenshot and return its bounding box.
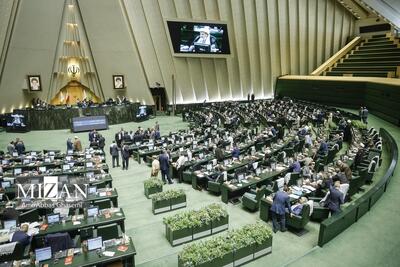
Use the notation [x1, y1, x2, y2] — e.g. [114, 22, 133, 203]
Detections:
[285, 204, 311, 231]
[287, 172, 300, 186]
[207, 180, 222, 194]
[309, 198, 330, 222]
[242, 185, 267, 211]
[96, 223, 121, 241]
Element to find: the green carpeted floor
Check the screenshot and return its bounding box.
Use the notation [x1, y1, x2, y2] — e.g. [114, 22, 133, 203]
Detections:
[0, 112, 398, 267]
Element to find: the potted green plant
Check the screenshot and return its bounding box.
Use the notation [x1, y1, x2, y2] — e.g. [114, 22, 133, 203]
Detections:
[192, 208, 212, 240]
[177, 222, 272, 266]
[152, 189, 186, 214]
[250, 222, 273, 258]
[169, 189, 187, 209]
[143, 178, 163, 198]
[208, 203, 229, 234]
[164, 204, 229, 246]
[351, 120, 367, 129]
[164, 211, 194, 246]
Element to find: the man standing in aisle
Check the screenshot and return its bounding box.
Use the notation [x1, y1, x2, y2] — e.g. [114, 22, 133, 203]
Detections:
[121, 144, 130, 170]
[109, 141, 120, 168]
[159, 150, 173, 184]
[270, 186, 292, 233]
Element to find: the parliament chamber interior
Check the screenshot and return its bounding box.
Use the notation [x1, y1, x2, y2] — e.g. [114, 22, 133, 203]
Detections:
[0, 0, 399, 267]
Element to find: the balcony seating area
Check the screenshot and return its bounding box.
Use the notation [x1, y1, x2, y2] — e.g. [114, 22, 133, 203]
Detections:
[324, 34, 400, 78]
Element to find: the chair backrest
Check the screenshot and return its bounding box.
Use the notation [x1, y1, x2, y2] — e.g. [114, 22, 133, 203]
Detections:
[288, 172, 300, 186]
[255, 186, 267, 201]
[96, 223, 120, 241]
[18, 208, 39, 224]
[276, 177, 285, 191]
[45, 232, 73, 252]
[339, 184, 350, 202]
[79, 227, 94, 241]
[93, 199, 112, 210]
[368, 160, 377, 173]
[277, 151, 286, 162]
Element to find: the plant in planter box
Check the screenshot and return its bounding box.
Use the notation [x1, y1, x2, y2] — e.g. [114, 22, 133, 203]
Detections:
[152, 189, 186, 214]
[246, 222, 273, 258]
[143, 178, 163, 198]
[207, 203, 229, 233]
[178, 222, 272, 266]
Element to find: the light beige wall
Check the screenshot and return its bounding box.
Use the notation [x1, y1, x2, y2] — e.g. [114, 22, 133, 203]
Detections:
[0, 0, 63, 113]
[0, 0, 355, 112]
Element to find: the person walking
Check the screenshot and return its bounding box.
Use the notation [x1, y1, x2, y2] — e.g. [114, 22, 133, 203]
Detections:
[109, 141, 120, 168]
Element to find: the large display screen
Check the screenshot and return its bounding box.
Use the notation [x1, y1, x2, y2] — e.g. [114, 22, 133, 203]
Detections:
[166, 20, 230, 57]
[6, 113, 28, 132]
[71, 115, 108, 132]
[136, 106, 148, 118]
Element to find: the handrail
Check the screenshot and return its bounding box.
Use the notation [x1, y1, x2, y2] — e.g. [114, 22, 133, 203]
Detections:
[318, 127, 398, 247]
[311, 36, 362, 76]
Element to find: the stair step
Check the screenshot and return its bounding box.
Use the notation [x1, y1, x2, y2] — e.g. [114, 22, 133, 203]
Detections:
[338, 61, 400, 67]
[372, 34, 387, 38]
[332, 66, 397, 71]
[348, 51, 400, 58]
[344, 56, 400, 62]
[326, 71, 389, 78]
[366, 37, 391, 42]
[361, 43, 396, 49]
[356, 47, 399, 53]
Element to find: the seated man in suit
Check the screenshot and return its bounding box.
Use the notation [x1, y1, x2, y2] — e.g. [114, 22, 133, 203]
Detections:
[290, 197, 308, 216]
[270, 186, 292, 233]
[231, 144, 240, 160]
[11, 224, 32, 249]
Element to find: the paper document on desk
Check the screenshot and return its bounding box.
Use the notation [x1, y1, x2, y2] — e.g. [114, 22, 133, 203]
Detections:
[289, 194, 300, 199]
[103, 251, 115, 257]
[28, 228, 39, 236]
[29, 222, 41, 228]
[303, 185, 316, 191]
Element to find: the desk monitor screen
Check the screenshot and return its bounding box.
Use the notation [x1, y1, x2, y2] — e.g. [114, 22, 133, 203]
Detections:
[87, 206, 99, 217]
[47, 213, 60, 224]
[199, 153, 204, 159]
[62, 164, 70, 171]
[2, 159, 9, 165]
[12, 152, 18, 157]
[3, 220, 16, 230]
[49, 151, 55, 156]
[31, 151, 37, 156]
[38, 166, 46, 173]
[67, 150, 73, 155]
[86, 172, 95, 178]
[88, 186, 97, 195]
[224, 159, 229, 165]
[3, 177, 15, 184]
[86, 162, 93, 168]
[237, 173, 245, 182]
[136, 106, 148, 118]
[85, 154, 92, 159]
[252, 162, 258, 170]
[163, 143, 167, 148]
[23, 159, 30, 165]
[44, 158, 51, 163]
[35, 247, 52, 262]
[206, 164, 212, 171]
[14, 168, 22, 175]
[1, 181, 11, 188]
[255, 168, 261, 175]
[88, 236, 102, 251]
[148, 145, 154, 151]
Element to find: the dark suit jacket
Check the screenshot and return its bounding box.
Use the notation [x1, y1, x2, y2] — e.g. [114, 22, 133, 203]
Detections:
[11, 231, 31, 248]
[270, 191, 290, 215]
[326, 185, 344, 212]
[232, 148, 240, 158]
[159, 154, 170, 171]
